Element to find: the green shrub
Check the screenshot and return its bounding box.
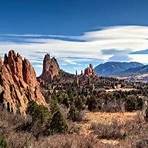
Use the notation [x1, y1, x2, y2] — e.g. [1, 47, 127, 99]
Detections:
[87, 96, 98, 111]
[124, 96, 143, 112]
[144, 107, 148, 122]
[136, 139, 148, 148]
[68, 105, 83, 122]
[48, 110, 68, 135]
[27, 101, 50, 123]
[75, 97, 84, 111]
[0, 135, 7, 148]
[26, 101, 51, 138]
[50, 98, 59, 114]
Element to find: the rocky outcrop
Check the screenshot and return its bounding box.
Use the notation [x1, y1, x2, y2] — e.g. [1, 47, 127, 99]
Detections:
[38, 54, 60, 84]
[84, 64, 95, 76]
[0, 50, 47, 115]
[0, 58, 2, 67]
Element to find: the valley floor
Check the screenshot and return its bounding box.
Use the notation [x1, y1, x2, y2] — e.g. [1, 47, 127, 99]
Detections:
[1, 106, 148, 148]
[77, 111, 143, 147]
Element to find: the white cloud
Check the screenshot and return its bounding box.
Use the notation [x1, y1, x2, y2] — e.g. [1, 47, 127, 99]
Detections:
[0, 25, 148, 74]
[0, 33, 81, 40]
[83, 26, 148, 40]
[129, 54, 148, 64]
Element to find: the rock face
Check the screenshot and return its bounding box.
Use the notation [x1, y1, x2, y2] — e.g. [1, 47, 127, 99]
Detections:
[84, 64, 95, 76]
[0, 50, 47, 115]
[38, 54, 60, 84]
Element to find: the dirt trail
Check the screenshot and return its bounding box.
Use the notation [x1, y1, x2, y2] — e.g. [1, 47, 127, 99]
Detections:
[106, 88, 135, 92]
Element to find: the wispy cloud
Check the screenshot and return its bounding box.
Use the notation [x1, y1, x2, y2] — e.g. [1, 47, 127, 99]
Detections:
[0, 25, 148, 74]
[101, 49, 131, 55]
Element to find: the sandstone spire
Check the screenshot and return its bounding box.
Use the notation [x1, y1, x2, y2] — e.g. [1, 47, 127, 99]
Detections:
[38, 54, 60, 84]
[0, 50, 47, 115]
[84, 64, 95, 76]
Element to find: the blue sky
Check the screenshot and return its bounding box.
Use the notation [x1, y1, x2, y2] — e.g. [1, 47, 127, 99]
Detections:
[1, 0, 148, 35]
[0, 0, 148, 75]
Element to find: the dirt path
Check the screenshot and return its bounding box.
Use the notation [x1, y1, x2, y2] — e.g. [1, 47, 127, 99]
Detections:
[106, 88, 135, 92]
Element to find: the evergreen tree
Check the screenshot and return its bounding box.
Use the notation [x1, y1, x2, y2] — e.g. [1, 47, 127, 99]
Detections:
[75, 96, 84, 111]
[0, 135, 7, 148]
[62, 97, 70, 108]
[87, 96, 98, 111]
[68, 104, 83, 122]
[27, 101, 50, 123]
[48, 110, 68, 134]
[50, 98, 59, 114]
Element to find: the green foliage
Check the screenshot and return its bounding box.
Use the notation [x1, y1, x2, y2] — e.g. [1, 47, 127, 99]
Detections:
[124, 96, 143, 111]
[50, 98, 59, 114]
[27, 101, 50, 123]
[48, 110, 68, 134]
[75, 97, 84, 111]
[0, 135, 7, 148]
[68, 105, 83, 122]
[26, 101, 51, 138]
[62, 97, 70, 108]
[144, 107, 148, 122]
[46, 96, 68, 135]
[56, 92, 70, 108]
[67, 89, 74, 99]
[87, 96, 98, 111]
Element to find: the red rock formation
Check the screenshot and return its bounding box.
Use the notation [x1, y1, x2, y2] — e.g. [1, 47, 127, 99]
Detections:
[0, 58, 2, 66]
[0, 50, 47, 115]
[84, 64, 95, 76]
[38, 54, 60, 84]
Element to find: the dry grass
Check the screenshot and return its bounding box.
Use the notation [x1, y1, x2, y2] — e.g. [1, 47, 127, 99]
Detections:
[85, 111, 139, 124]
[77, 111, 146, 147]
[78, 111, 141, 135]
[0, 107, 147, 148]
[90, 121, 126, 140]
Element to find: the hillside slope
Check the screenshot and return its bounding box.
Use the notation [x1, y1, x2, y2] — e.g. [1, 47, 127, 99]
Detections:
[94, 62, 143, 76]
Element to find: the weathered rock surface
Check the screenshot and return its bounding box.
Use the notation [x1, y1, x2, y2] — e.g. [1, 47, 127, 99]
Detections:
[0, 50, 47, 115]
[84, 64, 95, 76]
[38, 54, 60, 84]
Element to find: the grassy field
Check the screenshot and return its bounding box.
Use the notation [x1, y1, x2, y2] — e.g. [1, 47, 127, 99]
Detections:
[77, 111, 145, 147]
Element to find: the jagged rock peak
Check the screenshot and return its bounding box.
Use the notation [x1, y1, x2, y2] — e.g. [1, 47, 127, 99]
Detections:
[43, 54, 51, 72]
[0, 50, 47, 115]
[44, 53, 50, 60]
[0, 58, 2, 66]
[0, 58, 2, 73]
[23, 58, 37, 87]
[84, 64, 95, 76]
[38, 53, 60, 84]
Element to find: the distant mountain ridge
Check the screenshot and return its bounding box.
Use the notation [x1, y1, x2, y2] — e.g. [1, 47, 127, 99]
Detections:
[130, 49, 148, 54]
[119, 65, 148, 76]
[94, 62, 144, 77]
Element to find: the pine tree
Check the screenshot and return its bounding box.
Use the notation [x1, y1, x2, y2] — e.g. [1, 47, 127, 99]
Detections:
[48, 110, 68, 134]
[68, 104, 83, 122]
[87, 96, 98, 111]
[0, 135, 7, 148]
[50, 98, 59, 114]
[27, 101, 50, 123]
[75, 96, 84, 111]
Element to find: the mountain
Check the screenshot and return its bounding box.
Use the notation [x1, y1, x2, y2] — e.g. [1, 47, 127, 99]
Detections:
[94, 62, 143, 76]
[130, 49, 148, 54]
[119, 65, 148, 76]
[0, 50, 47, 115]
